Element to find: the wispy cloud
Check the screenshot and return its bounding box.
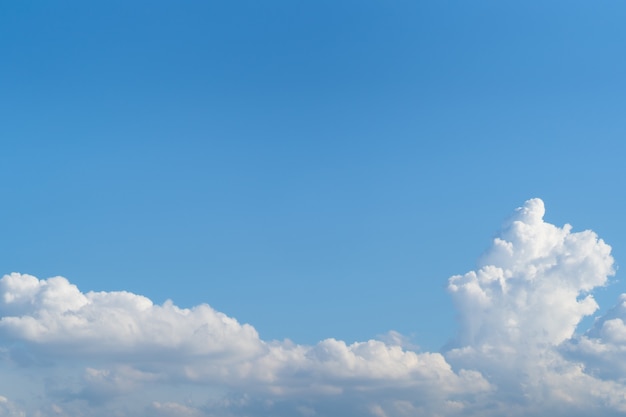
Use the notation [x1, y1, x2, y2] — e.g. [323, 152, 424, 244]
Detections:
[1, 199, 625, 416]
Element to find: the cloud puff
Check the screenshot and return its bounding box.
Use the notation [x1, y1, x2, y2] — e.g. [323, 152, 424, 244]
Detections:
[446, 198, 623, 415]
[0, 273, 263, 360]
[3, 198, 626, 416]
[448, 198, 614, 349]
[562, 294, 626, 382]
[0, 274, 487, 416]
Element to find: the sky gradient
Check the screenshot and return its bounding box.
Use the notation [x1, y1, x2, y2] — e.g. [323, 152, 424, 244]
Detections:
[2, 1, 626, 416]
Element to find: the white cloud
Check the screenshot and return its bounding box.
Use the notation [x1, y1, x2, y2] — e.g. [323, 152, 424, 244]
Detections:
[448, 198, 614, 350]
[561, 294, 626, 382]
[445, 198, 625, 415]
[0, 274, 488, 416]
[4, 198, 626, 416]
[0, 273, 263, 360]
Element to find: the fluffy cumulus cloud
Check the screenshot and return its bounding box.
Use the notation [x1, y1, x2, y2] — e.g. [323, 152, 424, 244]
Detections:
[2, 198, 626, 416]
[0, 278, 488, 416]
[562, 294, 626, 382]
[445, 198, 625, 416]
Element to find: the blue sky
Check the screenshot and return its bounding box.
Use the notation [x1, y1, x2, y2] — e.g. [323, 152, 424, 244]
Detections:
[2, 2, 626, 416]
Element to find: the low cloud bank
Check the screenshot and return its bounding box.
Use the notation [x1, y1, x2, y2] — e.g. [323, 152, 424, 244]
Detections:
[1, 199, 625, 416]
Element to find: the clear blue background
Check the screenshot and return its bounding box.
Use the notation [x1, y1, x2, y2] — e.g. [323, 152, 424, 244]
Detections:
[1, 1, 625, 351]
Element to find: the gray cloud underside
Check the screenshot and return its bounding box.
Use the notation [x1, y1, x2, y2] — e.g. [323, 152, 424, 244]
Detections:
[1, 199, 625, 417]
